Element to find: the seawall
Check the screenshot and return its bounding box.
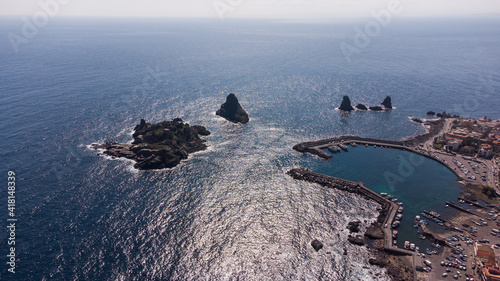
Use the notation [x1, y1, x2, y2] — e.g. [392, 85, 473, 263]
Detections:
[287, 168, 413, 256]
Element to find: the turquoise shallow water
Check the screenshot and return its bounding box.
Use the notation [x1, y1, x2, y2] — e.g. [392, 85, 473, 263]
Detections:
[312, 145, 462, 249]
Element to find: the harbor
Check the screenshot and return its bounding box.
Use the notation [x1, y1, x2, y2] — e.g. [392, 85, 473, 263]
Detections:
[290, 118, 500, 280]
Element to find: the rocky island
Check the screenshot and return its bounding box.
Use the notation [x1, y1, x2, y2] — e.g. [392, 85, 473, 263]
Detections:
[91, 118, 210, 170]
[369, 106, 383, 111]
[216, 93, 249, 123]
[355, 103, 368, 110]
[338, 95, 354, 111]
[381, 96, 392, 109]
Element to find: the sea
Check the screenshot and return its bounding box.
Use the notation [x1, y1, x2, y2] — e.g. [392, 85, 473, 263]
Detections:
[0, 16, 499, 280]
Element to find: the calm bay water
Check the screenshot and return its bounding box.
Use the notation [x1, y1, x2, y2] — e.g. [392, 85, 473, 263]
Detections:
[315, 145, 462, 250]
[0, 17, 499, 280]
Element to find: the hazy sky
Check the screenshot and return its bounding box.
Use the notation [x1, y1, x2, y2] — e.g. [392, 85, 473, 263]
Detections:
[1, 0, 499, 18]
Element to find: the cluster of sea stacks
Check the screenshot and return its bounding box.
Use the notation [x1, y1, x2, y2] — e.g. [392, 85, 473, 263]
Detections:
[338, 95, 393, 112]
[92, 94, 249, 170]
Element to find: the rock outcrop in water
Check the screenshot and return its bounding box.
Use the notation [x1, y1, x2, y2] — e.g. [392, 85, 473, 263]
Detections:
[216, 93, 249, 123]
[411, 117, 423, 124]
[311, 240, 324, 252]
[369, 106, 383, 111]
[355, 104, 368, 110]
[381, 96, 392, 109]
[92, 118, 210, 170]
[426, 111, 436, 116]
[347, 221, 361, 233]
[338, 96, 354, 111]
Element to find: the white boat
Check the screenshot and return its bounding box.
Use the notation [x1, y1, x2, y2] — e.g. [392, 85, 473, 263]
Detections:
[396, 214, 403, 220]
[415, 215, 421, 221]
[380, 192, 387, 196]
[328, 146, 340, 153]
[404, 241, 410, 249]
[339, 144, 348, 151]
[351, 142, 357, 147]
[410, 243, 415, 251]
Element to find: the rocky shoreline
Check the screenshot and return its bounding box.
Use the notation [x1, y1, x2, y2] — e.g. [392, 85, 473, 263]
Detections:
[91, 118, 210, 170]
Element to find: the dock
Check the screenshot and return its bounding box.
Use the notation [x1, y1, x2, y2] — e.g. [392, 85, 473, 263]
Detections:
[445, 201, 480, 216]
[458, 196, 491, 209]
[422, 210, 447, 223]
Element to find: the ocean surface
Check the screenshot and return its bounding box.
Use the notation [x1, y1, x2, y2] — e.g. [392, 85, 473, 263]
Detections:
[1, 17, 499, 280]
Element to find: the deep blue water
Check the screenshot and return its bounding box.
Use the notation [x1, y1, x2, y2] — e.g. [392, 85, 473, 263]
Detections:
[1, 17, 499, 280]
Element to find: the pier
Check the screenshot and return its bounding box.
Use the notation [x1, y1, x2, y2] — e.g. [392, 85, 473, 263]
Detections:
[445, 201, 480, 216]
[458, 196, 491, 209]
[422, 210, 448, 223]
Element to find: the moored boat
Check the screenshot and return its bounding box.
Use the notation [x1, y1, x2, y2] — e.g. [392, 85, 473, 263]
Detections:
[328, 145, 340, 153]
[339, 144, 348, 151]
[392, 220, 400, 228]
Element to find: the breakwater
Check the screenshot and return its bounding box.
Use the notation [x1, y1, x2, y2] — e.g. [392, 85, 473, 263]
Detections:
[293, 118, 445, 159]
[287, 168, 413, 256]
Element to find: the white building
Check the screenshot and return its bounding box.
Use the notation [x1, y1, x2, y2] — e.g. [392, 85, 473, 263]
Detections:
[448, 140, 460, 151]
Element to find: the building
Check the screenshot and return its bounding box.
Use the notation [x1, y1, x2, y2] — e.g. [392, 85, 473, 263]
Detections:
[448, 140, 461, 151]
[479, 144, 494, 158]
[474, 242, 500, 281]
[460, 146, 476, 154]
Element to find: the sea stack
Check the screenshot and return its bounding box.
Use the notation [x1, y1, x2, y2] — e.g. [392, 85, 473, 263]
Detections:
[369, 106, 383, 111]
[216, 93, 249, 124]
[381, 96, 392, 109]
[311, 240, 324, 252]
[338, 96, 354, 111]
[355, 104, 368, 110]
